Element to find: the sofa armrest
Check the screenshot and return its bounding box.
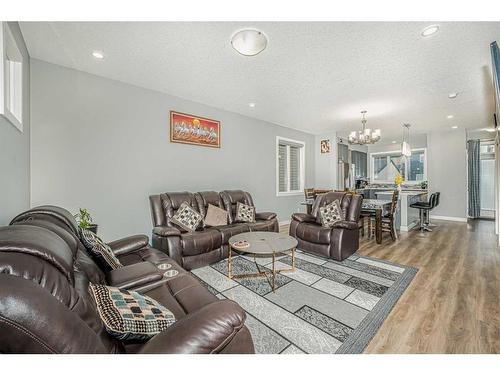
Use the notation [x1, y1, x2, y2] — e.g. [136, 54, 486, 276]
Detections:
[106, 262, 163, 289]
[108, 234, 149, 256]
[153, 226, 182, 237]
[291, 213, 316, 223]
[332, 220, 359, 230]
[255, 212, 277, 221]
[138, 300, 247, 354]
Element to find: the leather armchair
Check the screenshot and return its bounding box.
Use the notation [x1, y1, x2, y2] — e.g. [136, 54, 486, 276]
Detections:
[289, 191, 363, 261]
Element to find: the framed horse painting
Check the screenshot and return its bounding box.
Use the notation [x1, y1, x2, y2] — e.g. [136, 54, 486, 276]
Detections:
[170, 111, 220, 148]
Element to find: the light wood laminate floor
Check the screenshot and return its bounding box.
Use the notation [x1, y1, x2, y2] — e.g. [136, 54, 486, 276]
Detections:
[281, 219, 500, 353]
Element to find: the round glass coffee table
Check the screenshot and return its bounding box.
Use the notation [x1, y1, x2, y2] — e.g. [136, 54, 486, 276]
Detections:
[228, 231, 298, 292]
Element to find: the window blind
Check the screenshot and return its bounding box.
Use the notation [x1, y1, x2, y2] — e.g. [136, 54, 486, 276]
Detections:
[278, 144, 288, 192]
[289, 145, 301, 191]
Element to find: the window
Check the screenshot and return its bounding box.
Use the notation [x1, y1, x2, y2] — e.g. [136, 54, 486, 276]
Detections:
[276, 137, 305, 195]
[0, 22, 24, 132]
[370, 148, 427, 183]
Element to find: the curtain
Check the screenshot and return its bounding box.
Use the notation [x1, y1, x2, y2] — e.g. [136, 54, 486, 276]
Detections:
[467, 139, 481, 218]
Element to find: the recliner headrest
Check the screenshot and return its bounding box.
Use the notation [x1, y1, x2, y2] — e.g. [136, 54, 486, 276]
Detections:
[0, 225, 75, 281]
[10, 205, 80, 236]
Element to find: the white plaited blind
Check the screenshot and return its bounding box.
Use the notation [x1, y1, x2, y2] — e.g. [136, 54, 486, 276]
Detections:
[277, 138, 304, 193]
[289, 145, 301, 191]
[278, 144, 288, 192]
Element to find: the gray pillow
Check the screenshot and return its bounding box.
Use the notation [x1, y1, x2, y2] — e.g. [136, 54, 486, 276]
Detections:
[171, 202, 203, 232]
[204, 204, 228, 227]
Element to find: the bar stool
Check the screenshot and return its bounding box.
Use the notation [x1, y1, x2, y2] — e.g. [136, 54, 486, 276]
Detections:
[410, 193, 439, 232]
[426, 192, 440, 227]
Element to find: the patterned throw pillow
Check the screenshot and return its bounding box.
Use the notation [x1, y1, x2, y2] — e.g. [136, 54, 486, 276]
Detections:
[80, 228, 122, 270]
[319, 199, 344, 228]
[170, 202, 203, 232]
[235, 202, 256, 223]
[88, 283, 176, 342]
[204, 204, 228, 227]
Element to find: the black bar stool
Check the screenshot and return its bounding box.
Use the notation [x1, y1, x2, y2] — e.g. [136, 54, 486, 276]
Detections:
[410, 192, 439, 232]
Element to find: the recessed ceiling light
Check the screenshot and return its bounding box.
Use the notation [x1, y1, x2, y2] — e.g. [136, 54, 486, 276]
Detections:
[231, 29, 268, 56]
[421, 25, 439, 37]
[391, 140, 397, 144]
[248, 102, 256, 108]
[92, 50, 104, 59]
[448, 92, 458, 99]
[451, 126, 458, 129]
[447, 115, 454, 119]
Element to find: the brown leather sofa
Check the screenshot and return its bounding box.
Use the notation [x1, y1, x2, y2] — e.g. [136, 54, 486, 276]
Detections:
[150, 190, 278, 270]
[1, 206, 254, 354]
[289, 191, 363, 261]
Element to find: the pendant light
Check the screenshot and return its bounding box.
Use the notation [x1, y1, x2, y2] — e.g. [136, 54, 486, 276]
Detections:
[401, 123, 412, 157]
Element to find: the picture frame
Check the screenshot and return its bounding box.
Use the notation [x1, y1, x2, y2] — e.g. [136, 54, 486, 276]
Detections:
[320, 139, 331, 154]
[170, 111, 220, 148]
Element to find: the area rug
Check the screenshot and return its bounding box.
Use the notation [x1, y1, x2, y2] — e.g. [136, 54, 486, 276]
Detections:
[191, 250, 417, 354]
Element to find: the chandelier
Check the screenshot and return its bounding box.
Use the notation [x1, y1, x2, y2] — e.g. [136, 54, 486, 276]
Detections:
[348, 111, 381, 145]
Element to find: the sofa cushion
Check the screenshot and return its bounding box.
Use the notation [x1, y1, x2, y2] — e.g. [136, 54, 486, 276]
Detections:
[235, 202, 256, 223]
[89, 283, 176, 342]
[319, 199, 343, 228]
[180, 229, 222, 256]
[204, 204, 228, 227]
[215, 223, 250, 245]
[80, 229, 123, 270]
[171, 202, 203, 232]
[247, 220, 276, 232]
[296, 222, 332, 245]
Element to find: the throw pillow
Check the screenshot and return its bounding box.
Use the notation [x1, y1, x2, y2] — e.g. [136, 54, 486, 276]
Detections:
[319, 199, 344, 228]
[204, 204, 228, 227]
[235, 202, 256, 223]
[88, 283, 176, 342]
[170, 202, 203, 232]
[80, 228, 122, 270]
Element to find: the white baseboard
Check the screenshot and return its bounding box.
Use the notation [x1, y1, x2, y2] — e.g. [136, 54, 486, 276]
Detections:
[279, 220, 291, 226]
[430, 215, 467, 223]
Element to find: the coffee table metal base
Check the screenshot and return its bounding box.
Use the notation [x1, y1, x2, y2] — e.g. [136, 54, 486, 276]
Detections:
[227, 248, 296, 292]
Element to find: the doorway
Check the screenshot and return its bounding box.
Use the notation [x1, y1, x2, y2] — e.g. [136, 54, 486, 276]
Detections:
[480, 140, 495, 219]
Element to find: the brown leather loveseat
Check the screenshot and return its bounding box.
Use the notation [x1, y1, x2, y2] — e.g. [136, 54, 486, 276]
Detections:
[150, 190, 278, 270]
[0, 206, 254, 354]
[289, 191, 363, 261]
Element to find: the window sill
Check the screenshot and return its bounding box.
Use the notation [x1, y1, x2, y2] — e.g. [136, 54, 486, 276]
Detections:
[276, 191, 303, 197]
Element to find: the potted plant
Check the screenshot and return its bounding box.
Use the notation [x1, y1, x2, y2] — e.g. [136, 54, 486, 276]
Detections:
[74, 208, 98, 234]
[394, 173, 404, 192]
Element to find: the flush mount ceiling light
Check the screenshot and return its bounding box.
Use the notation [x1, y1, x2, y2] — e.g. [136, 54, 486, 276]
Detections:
[92, 50, 104, 59]
[248, 102, 256, 108]
[421, 25, 439, 37]
[230, 29, 268, 56]
[447, 115, 454, 119]
[448, 92, 458, 99]
[451, 126, 458, 129]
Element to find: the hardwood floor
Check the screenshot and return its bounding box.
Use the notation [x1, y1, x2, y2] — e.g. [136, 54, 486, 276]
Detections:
[281, 219, 500, 353]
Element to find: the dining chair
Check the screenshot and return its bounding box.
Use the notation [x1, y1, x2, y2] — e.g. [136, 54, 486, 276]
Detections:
[304, 188, 315, 200]
[369, 190, 399, 241]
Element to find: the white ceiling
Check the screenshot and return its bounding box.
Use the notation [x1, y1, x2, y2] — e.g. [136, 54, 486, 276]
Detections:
[20, 22, 500, 138]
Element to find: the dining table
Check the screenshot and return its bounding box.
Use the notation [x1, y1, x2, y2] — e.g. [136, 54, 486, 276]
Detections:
[361, 199, 392, 244]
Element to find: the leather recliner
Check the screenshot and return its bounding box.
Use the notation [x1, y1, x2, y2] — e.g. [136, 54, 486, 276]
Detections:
[150, 190, 278, 270]
[289, 192, 363, 261]
[2, 206, 254, 354]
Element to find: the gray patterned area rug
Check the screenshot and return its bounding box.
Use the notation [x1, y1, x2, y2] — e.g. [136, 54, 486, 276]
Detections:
[191, 250, 417, 354]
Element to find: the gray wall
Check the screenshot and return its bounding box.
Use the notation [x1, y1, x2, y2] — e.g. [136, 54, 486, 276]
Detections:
[427, 129, 467, 219]
[0, 22, 30, 225]
[30, 60, 315, 240]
